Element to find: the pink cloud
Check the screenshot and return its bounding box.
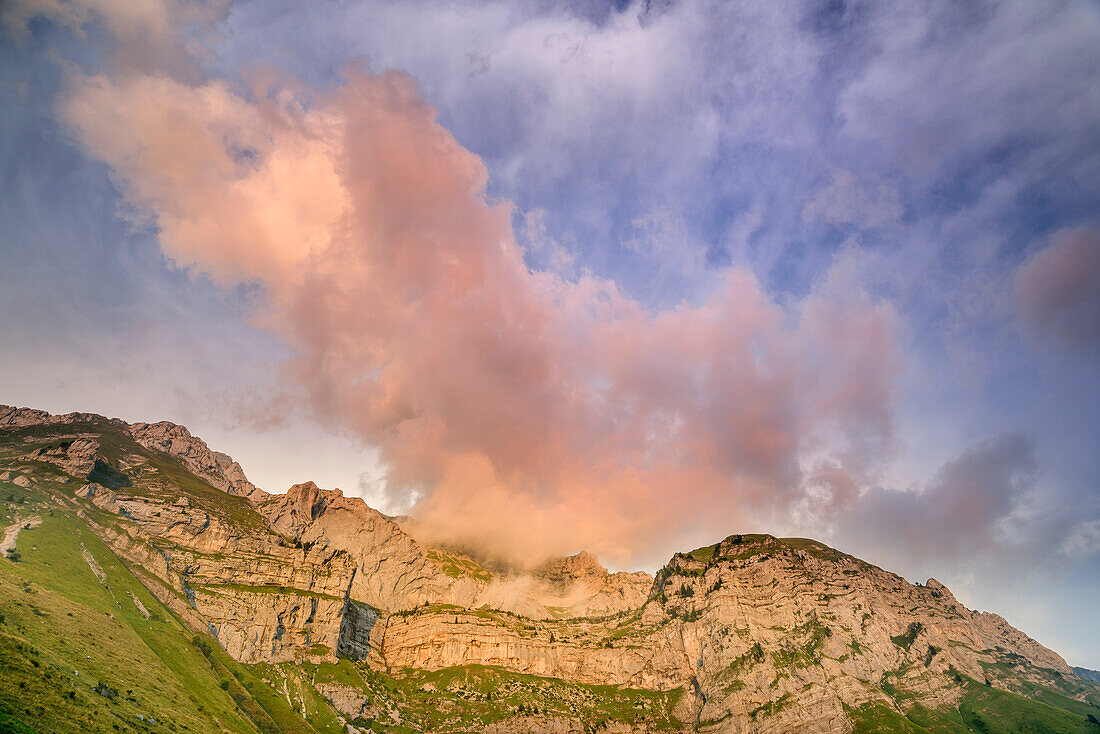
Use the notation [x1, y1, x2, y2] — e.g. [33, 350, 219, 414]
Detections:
[59, 59, 903, 566]
[1016, 227, 1100, 352]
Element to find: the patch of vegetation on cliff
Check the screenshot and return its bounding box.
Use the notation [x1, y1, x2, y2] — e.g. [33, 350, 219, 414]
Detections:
[980, 651, 1100, 709]
[388, 602, 558, 641]
[671, 533, 870, 573]
[599, 608, 658, 647]
[683, 543, 719, 562]
[779, 537, 859, 564]
[770, 616, 832, 671]
[715, 534, 779, 561]
[425, 548, 493, 582]
[891, 622, 923, 651]
[718, 642, 765, 681]
[846, 702, 931, 733]
[327, 662, 685, 733]
[86, 457, 131, 490]
[191, 582, 343, 602]
[218, 655, 346, 733]
[750, 692, 791, 719]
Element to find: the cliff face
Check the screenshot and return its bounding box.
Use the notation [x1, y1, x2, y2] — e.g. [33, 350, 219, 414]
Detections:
[1, 405, 1095, 734]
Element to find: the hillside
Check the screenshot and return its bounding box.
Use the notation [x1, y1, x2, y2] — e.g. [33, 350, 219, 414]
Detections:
[1, 405, 1098, 734]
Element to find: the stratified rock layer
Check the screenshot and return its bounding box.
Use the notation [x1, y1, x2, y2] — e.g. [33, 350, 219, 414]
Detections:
[0, 404, 1090, 734]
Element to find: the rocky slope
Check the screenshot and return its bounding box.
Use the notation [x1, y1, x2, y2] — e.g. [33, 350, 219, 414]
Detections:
[1, 404, 1098, 734]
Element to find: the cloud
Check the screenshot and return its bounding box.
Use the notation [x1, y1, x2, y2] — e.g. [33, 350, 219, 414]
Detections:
[55, 43, 903, 564]
[251, 0, 833, 299]
[835, 431, 1098, 582]
[1016, 227, 1100, 353]
[1061, 520, 1100, 558]
[840, 434, 1038, 563]
[60, 72, 349, 288]
[801, 168, 903, 231]
[3, 0, 230, 77]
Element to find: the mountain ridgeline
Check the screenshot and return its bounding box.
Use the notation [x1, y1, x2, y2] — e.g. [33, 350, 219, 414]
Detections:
[1, 405, 1097, 734]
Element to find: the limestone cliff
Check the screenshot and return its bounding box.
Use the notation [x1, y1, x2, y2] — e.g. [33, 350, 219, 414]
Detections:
[1, 404, 1096, 734]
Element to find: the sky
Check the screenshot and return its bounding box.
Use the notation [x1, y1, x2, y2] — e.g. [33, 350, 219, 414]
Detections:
[0, 0, 1098, 666]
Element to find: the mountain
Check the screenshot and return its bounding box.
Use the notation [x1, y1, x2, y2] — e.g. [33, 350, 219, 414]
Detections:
[1, 405, 1098, 734]
[1077, 669, 1100, 686]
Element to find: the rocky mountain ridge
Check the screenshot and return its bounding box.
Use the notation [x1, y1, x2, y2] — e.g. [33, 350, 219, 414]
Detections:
[1, 404, 1097, 734]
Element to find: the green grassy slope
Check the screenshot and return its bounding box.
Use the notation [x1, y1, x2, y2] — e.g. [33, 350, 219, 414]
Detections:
[849, 674, 1100, 734]
[0, 478, 338, 734]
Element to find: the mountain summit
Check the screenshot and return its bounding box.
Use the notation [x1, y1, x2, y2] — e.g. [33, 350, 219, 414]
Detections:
[1, 405, 1097, 733]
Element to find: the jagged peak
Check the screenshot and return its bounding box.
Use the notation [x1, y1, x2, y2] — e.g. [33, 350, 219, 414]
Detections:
[924, 577, 958, 600]
[538, 550, 608, 585]
[128, 419, 260, 498]
[287, 480, 323, 494]
[130, 419, 195, 437]
[0, 405, 51, 426]
[277, 481, 349, 516]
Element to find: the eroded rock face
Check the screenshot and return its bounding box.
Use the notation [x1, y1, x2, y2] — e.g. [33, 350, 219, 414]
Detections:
[338, 600, 380, 660]
[0, 406, 52, 427]
[258, 482, 477, 612]
[23, 437, 99, 478]
[259, 483, 656, 620]
[527, 552, 654, 617]
[638, 534, 1074, 730]
[1, 404, 258, 499]
[369, 534, 1080, 732]
[129, 421, 261, 498]
[314, 682, 371, 720]
[480, 715, 583, 734]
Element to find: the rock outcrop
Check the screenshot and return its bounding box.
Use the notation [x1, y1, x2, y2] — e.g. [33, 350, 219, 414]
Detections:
[129, 421, 261, 498]
[23, 437, 99, 477]
[0, 405, 52, 427]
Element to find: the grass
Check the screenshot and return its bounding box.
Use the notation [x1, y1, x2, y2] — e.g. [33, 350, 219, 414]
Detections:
[892, 622, 923, 651]
[855, 670, 1100, 734]
[957, 678, 1100, 733]
[683, 543, 719, 562]
[330, 662, 685, 732]
[0, 507, 264, 733]
[425, 549, 493, 583]
[750, 693, 791, 719]
[848, 703, 932, 733]
[677, 533, 868, 567]
[190, 583, 344, 602]
[779, 537, 859, 564]
[2, 482, 686, 733]
[205, 650, 344, 733]
[0, 494, 358, 734]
